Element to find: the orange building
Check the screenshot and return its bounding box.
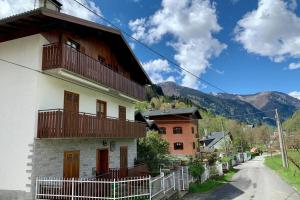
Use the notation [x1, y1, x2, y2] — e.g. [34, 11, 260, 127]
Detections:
[143, 108, 201, 156]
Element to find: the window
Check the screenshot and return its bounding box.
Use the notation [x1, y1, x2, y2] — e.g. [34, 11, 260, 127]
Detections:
[66, 39, 80, 50]
[96, 100, 107, 118]
[159, 127, 166, 134]
[98, 55, 105, 64]
[174, 142, 184, 150]
[193, 142, 196, 149]
[191, 127, 195, 134]
[173, 127, 182, 134]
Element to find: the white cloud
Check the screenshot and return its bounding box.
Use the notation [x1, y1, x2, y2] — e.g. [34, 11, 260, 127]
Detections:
[0, 0, 102, 21]
[142, 59, 176, 84]
[288, 62, 300, 70]
[129, 0, 226, 89]
[289, 91, 300, 99]
[129, 42, 135, 50]
[235, 0, 300, 63]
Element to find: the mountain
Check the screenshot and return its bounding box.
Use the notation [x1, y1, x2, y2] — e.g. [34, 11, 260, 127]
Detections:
[283, 110, 300, 133]
[216, 92, 300, 120]
[158, 82, 300, 125]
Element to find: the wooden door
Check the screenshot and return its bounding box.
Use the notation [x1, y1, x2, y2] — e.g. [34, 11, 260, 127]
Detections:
[96, 149, 109, 176]
[63, 151, 80, 178]
[64, 91, 79, 135]
[119, 106, 126, 121]
[120, 146, 128, 178]
[64, 91, 79, 112]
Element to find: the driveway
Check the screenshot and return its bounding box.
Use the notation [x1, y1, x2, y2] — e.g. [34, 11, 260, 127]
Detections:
[183, 156, 300, 200]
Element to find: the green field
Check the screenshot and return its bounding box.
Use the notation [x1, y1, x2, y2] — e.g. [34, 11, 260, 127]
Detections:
[188, 169, 237, 193]
[264, 151, 300, 191]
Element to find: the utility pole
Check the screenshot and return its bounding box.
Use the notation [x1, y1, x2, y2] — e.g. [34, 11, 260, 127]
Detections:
[275, 109, 288, 168]
[221, 118, 228, 155]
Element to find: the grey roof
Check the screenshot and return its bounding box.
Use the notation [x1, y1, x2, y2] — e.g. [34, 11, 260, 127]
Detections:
[200, 132, 229, 148]
[142, 107, 201, 118]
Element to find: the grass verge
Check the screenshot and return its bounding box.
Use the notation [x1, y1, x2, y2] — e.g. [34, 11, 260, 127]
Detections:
[264, 153, 300, 192]
[188, 169, 238, 193]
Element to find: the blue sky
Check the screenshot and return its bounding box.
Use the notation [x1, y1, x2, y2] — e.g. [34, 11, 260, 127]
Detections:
[1, 0, 300, 97]
[95, 0, 300, 96]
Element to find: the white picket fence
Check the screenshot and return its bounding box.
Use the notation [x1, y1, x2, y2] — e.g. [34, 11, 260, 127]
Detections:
[35, 165, 223, 200]
[36, 169, 180, 200]
[36, 176, 151, 200]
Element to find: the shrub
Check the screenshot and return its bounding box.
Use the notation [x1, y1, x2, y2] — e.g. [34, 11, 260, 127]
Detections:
[189, 159, 205, 181]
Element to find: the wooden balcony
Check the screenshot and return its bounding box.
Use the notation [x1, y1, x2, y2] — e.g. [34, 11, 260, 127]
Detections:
[37, 109, 146, 139]
[42, 43, 145, 100]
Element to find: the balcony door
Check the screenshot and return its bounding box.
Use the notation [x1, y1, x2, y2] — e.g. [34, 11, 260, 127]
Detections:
[120, 146, 128, 178]
[119, 106, 126, 121]
[64, 91, 79, 135]
[63, 151, 80, 178]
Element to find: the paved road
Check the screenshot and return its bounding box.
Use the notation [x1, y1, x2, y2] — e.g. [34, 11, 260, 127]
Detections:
[183, 156, 300, 200]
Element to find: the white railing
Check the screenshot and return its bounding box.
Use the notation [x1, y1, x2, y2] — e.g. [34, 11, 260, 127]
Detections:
[163, 172, 176, 194]
[150, 173, 164, 198]
[36, 168, 183, 200]
[36, 176, 150, 200]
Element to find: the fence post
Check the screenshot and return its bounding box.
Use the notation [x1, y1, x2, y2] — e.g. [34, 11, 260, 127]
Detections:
[173, 172, 176, 191]
[113, 179, 116, 200]
[186, 166, 189, 188]
[149, 175, 152, 200]
[35, 177, 38, 200]
[71, 178, 74, 200]
[163, 173, 165, 194]
[181, 166, 185, 190]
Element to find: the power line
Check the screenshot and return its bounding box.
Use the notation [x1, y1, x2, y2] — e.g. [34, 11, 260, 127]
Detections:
[71, 0, 227, 93]
[0, 58, 136, 104]
[0, 57, 277, 122]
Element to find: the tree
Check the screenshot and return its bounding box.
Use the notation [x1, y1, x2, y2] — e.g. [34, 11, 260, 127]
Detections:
[137, 131, 169, 173]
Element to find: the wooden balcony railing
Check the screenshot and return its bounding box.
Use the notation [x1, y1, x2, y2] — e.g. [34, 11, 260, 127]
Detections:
[37, 109, 146, 139]
[42, 43, 145, 100]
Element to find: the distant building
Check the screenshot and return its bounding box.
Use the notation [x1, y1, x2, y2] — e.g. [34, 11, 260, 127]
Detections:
[142, 107, 202, 156]
[135, 111, 160, 132]
[199, 131, 232, 150]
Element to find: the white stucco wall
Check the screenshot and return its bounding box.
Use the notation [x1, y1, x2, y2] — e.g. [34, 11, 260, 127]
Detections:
[0, 33, 137, 198]
[0, 34, 45, 193]
[37, 74, 136, 120]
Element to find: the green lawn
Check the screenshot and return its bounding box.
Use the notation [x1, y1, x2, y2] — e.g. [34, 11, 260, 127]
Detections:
[264, 151, 300, 192]
[188, 169, 238, 193]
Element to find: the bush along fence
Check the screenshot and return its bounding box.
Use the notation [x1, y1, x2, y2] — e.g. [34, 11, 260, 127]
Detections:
[35, 166, 194, 200]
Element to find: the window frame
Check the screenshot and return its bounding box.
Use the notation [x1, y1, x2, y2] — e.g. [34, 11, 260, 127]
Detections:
[96, 100, 107, 118]
[173, 127, 183, 134]
[174, 142, 184, 150]
[66, 39, 80, 50]
[159, 127, 166, 134]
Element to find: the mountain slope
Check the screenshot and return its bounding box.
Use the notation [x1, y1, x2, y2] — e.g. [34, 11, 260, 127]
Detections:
[158, 82, 300, 124]
[217, 92, 300, 120]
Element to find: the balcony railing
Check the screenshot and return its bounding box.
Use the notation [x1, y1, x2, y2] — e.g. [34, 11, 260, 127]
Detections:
[37, 109, 146, 139]
[42, 43, 145, 100]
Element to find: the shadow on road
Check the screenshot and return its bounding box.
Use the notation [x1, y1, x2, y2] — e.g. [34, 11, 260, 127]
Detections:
[184, 182, 244, 200]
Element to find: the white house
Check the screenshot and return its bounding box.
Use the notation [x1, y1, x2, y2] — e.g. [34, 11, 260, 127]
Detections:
[0, 1, 151, 199]
[199, 131, 232, 150]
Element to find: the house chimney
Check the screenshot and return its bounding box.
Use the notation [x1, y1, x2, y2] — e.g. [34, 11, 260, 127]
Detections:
[39, 0, 62, 12]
